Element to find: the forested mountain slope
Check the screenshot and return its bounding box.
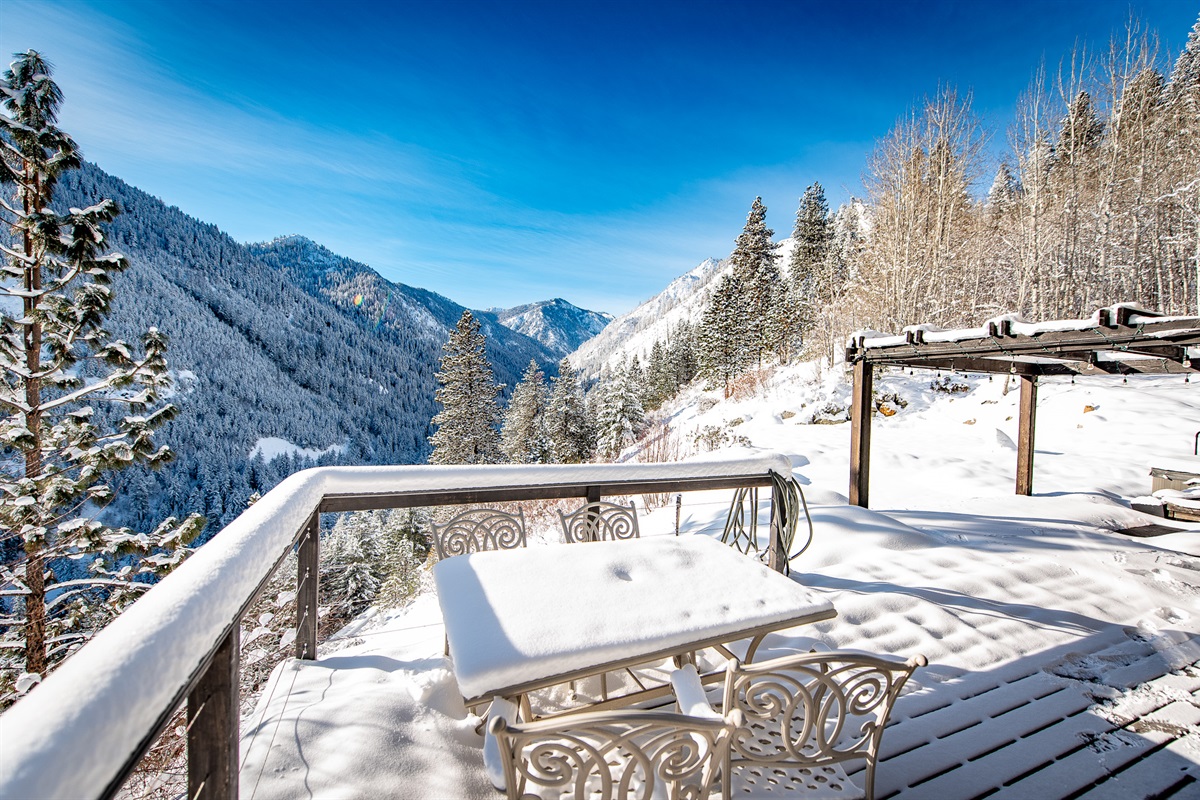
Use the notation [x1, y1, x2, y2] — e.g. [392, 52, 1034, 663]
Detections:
[57, 164, 557, 538]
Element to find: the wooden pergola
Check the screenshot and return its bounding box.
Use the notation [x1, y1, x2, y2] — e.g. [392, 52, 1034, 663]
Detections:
[842, 305, 1200, 508]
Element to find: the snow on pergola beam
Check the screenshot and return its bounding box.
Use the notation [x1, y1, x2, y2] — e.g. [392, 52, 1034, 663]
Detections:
[842, 305, 1200, 508]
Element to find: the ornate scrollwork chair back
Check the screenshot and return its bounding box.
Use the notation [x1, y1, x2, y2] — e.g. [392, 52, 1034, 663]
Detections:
[488, 707, 737, 800]
[721, 651, 925, 799]
[431, 508, 527, 560]
[558, 501, 640, 544]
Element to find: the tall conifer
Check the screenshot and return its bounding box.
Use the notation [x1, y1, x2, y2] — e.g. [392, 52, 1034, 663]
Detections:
[546, 358, 594, 463]
[501, 359, 551, 464]
[429, 311, 502, 464]
[0, 51, 202, 680]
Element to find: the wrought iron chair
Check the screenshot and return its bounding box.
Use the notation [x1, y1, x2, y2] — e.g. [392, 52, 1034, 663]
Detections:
[727, 651, 924, 798]
[486, 698, 741, 800]
[431, 507, 527, 560]
[675, 651, 924, 799]
[558, 501, 640, 544]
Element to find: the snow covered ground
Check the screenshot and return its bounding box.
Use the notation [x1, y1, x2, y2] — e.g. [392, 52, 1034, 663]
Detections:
[239, 369, 1200, 799]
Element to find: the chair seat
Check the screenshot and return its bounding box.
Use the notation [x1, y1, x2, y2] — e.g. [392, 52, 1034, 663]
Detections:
[730, 762, 864, 798]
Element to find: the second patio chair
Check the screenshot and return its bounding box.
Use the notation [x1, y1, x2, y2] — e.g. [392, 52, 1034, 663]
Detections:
[431, 508, 527, 560]
[558, 500, 640, 543]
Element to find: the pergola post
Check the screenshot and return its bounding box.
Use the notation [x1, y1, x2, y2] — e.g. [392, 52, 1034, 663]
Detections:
[1016, 375, 1038, 495]
[849, 360, 873, 508]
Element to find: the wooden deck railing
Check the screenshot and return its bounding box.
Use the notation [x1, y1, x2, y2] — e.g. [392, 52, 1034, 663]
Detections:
[0, 453, 794, 800]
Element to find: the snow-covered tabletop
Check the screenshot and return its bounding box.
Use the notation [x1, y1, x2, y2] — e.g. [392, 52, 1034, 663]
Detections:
[434, 535, 836, 701]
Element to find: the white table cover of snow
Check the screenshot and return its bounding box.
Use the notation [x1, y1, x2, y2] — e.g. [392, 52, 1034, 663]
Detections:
[434, 534, 837, 703]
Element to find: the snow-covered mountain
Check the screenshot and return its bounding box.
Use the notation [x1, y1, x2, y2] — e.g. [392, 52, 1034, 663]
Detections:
[568, 257, 728, 377]
[249, 235, 555, 378]
[54, 164, 557, 538]
[569, 240, 799, 377]
[489, 298, 612, 359]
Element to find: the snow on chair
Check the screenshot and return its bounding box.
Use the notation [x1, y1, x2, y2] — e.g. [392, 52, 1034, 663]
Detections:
[486, 700, 740, 800]
[431, 507, 527, 560]
[676, 651, 924, 799]
[558, 501, 640, 543]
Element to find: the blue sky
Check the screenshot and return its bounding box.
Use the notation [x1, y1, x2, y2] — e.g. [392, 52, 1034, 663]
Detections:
[1, 1, 1197, 314]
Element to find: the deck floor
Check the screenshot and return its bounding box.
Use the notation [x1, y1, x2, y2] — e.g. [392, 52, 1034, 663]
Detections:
[875, 627, 1200, 799]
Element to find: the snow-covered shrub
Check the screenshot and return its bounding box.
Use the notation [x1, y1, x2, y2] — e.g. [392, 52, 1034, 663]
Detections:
[930, 376, 970, 394]
[810, 402, 849, 424]
[693, 425, 730, 451]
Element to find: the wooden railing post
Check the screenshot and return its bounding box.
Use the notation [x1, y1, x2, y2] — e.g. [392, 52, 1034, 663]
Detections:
[296, 512, 319, 660]
[849, 360, 874, 508]
[188, 626, 239, 800]
[1016, 375, 1038, 496]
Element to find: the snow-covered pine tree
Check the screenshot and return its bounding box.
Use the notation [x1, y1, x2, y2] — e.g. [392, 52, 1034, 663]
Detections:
[595, 362, 645, 461]
[986, 164, 1019, 216]
[429, 310, 503, 465]
[791, 182, 832, 308]
[697, 273, 747, 397]
[0, 51, 203, 684]
[321, 511, 383, 618]
[501, 359, 551, 464]
[729, 197, 781, 366]
[669, 320, 698, 389]
[546, 358, 594, 463]
[645, 339, 670, 409]
[375, 508, 430, 607]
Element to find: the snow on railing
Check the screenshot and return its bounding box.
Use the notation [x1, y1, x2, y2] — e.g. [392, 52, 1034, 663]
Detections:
[0, 453, 792, 800]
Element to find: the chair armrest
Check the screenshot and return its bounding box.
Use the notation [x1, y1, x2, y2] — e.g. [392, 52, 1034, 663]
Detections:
[670, 664, 722, 721]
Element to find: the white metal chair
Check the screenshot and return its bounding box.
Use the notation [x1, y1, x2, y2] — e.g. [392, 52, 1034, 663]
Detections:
[676, 651, 924, 799]
[558, 501, 640, 543]
[432, 507, 527, 560]
[486, 690, 740, 800]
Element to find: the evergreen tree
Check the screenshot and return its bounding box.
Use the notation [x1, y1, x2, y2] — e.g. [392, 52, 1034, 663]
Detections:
[1057, 91, 1105, 166]
[645, 339, 671, 409]
[546, 358, 594, 463]
[729, 198, 781, 366]
[595, 363, 644, 461]
[429, 311, 503, 465]
[669, 321, 699, 388]
[790, 183, 832, 302]
[501, 359, 551, 464]
[0, 52, 203, 681]
[376, 508, 430, 608]
[321, 512, 384, 618]
[697, 273, 747, 397]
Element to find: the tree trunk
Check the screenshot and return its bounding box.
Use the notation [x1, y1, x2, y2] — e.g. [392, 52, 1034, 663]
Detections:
[22, 172, 45, 676]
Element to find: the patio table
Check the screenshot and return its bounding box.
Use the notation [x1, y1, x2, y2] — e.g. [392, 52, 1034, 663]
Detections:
[433, 534, 836, 710]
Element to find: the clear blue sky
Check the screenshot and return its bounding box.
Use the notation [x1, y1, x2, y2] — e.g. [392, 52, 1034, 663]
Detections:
[2, 1, 1197, 314]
